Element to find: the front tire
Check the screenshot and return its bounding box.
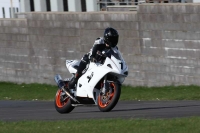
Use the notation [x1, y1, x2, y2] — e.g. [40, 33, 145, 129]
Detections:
[54, 89, 75, 114]
[97, 82, 121, 112]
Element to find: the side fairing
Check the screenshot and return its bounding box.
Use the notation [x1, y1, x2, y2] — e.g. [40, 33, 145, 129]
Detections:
[76, 60, 120, 98]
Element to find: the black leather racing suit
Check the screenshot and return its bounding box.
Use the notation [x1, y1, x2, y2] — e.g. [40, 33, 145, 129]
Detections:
[76, 37, 110, 75]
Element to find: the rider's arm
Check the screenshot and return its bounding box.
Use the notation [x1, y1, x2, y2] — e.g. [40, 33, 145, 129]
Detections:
[90, 37, 106, 59]
[91, 44, 106, 59]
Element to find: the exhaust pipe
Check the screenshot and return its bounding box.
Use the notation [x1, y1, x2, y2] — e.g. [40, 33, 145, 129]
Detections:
[54, 74, 79, 103]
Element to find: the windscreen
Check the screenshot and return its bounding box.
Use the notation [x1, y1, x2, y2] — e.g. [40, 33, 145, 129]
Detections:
[104, 47, 127, 71]
[103, 49, 120, 60]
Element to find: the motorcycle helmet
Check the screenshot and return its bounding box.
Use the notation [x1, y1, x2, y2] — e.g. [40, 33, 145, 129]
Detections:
[104, 27, 119, 47]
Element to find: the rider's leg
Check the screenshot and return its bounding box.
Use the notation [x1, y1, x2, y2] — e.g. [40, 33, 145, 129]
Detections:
[68, 54, 89, 89]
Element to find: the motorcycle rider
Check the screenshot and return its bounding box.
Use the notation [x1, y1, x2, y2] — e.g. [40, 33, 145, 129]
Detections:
[68, 27, 119, 89]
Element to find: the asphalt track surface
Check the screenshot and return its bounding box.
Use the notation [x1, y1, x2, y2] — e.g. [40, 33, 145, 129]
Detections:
[0, 100, 200, 121]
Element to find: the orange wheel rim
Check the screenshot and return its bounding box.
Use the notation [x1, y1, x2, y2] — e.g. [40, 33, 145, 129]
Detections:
[56, 90, 69, 108]
[98, 83, 115, 108]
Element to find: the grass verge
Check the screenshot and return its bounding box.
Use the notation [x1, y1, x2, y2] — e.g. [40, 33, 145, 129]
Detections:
[0, 82, 200, 101]
[0, 82, 56, 101]
[0, 117, 200, 133]
[120, 85, 200, 101]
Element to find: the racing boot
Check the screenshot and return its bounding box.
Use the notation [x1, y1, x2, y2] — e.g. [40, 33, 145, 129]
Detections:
[68, 73, 80, 89]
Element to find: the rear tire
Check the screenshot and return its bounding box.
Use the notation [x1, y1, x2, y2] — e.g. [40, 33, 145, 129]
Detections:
[97, 82, 121, 112]
[54, 89, 75, 114]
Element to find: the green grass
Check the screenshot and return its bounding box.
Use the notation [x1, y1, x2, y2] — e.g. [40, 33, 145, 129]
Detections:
[120, 85, 200, 101]
[1, 117, 200, 133]
[0, 82, 56, 101]
[0, 82, 200, 101]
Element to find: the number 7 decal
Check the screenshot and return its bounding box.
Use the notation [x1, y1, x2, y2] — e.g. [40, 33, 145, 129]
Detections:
[119, 62, 123, 69]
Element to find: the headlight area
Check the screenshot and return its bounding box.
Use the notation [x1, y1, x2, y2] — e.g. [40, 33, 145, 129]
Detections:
[107, 73, 126, 84]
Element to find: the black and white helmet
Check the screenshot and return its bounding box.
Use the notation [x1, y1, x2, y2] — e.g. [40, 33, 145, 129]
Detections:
[104, 27, 119, 47]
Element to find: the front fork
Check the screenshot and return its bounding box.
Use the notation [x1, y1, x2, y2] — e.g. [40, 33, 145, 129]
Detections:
[101, 75, 110, 95]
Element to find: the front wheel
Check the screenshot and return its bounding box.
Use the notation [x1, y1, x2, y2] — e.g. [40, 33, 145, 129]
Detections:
[97, 82, 121, 112]
[54, 89, 75, 114]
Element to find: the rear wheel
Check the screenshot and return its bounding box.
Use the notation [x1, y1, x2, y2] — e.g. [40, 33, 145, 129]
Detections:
[54, 89, 75, 114]
[97, 82, 121, 112]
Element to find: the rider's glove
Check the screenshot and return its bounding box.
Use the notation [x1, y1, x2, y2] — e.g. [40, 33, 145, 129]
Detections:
[96, 51, 105, 60]
[96, 51, 103, 57]
[97, 50, 106, 61]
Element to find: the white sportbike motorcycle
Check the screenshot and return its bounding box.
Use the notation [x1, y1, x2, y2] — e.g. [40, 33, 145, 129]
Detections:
[54, 47, 128, 113]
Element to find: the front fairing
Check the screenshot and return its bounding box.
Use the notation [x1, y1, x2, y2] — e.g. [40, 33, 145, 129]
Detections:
[102, 47, 128, 83]
[75, 48, 128, 99]
[105, 48, 128, 75]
